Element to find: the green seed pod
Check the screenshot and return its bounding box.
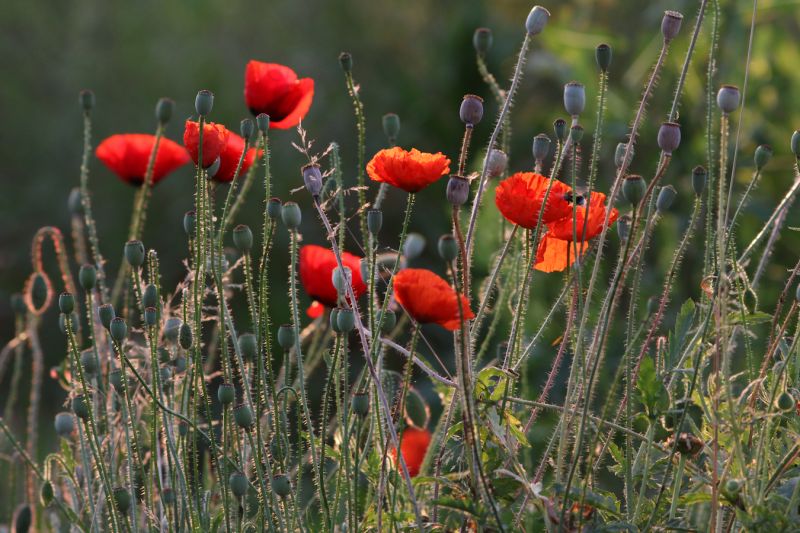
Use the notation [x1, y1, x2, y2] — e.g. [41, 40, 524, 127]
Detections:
[218, 383, 236, 405]
[532, 133, 551, 162]
[595, 43, 612, 72]
[404, 389, 430, 428]
[72, 394, 90, 420]
[777, 391, 795, 412]
[240, 118, 255, 141]
[332, 266, 352, 296]
[473, 27, 493, 56]
[234, 404, 254, 429]
[10, 293, 26, 315]
[174, 356, 187, 373]
[79, 264, 97, 290]
[614, 142, 633, 169]
[525, 5, 550, 35]
[352, 392, 370, 417]
[378, 309, 397, 333]
[754, 144, 773, 171]
[30, 272, 50, 312]
[80, 349, 98, 374]
[125, 240, 145, 268]
[563, 82, 585, 117]
[661, 10, 683, 42]
[553, 118, 568, 143]
[656, 185, 677, 213]
[13, 504, 32, 533]
[277, 324, 295, 350]
[142, 284, 158, 309]
[161, 487, 175, 505]
[59, 292, 75, 314]
[267, 197, 282, 219]
[40, 480, 54, 506]
[657, 122, 681, 155]
[438, 234, 459, 262]
[459, 94, 484, 127]
[281, 201, 302, 229]
[382, 113, 401, 142]
[98, 304, 115, 330]
[791, 130, 800, 157]
[113, 487, 131, 514]
[229, 472, 249, 497]
[717, 85, 740, 114]
[403, 233, 426, 260]
[110, 317, 128, 343]
[446, 175, 470, 206]
[339, 51, 353, 73]
[155, 97, 174, 125]
[109, 369, 123, 392]
[569, 124, 584, 144]
[487, 148, 507, 178]
[238, 333, 258, 361]
[179, 323, 193, 350]
[195, 89, 214, 117]
[692, 165, 707, 196]
[367, 209, 383, 235]
[183, 211, 196, 238]
[337, 308, 356, 333]
[178, 421, 189, 437]
[622, 175, 646, 206]
[55, 411, 75, 437]
[233, 224, 253, 253]
[159, 347, 171, 364]
[272, 474, 292, 498]
[330, 308, 342, 333]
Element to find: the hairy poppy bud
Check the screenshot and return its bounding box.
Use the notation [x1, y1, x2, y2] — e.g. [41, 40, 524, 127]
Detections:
[302, 163, 323, 197]
[332, 266, 352, 296]
[206, 157, 221, 178]
[240, 118, 255, 141]
[754, 144, 773, 171]
[272, 474, 292, 497]
[278, 324, 295, 350]
[110, 317, 128, 343]
[382, 113, 401, 142]
[438, 234, 459, 262]
[792, 130, 800, 157]
[229, 472, 249, 497]
[183, 211, 196, 238]
[777, 391, 795, 411]
[238, 333, 257, 361]
[330, 308, 342, 333]
[79, 264, 96, 290]
[55, 412, 75, 437]
[174, 356, 187, 373]
[113, 487, 131, 514]
[143, 284, 158, 309]
[403, 233, 426, 260]
[533, 133, 551, 161]
[79, 89, 95, 112]
[615, 142, 633, 168]
[339, 51, 353, 72]
[281, 202, 302, 229]
[487, 149, 508, 177]
[179, 323, 193, 350]
[144, 306, 158, 327]
[99, 303, 115, 329]
[459, 94, 484, 127]
[29, 272, 50, 313]
[446, 175, 470, 205]
[657, 122, 681, 155]
[256, 113, 270, 133]
[352, 392, 369, 417]
[377, 309, 397, 333]
[59, 292, 75, 314]
[622, 175, 646, 206]
[657, 185, 677, 213]
[525, 5, 550, 35]
[367, 209, 383, 235]
[125, 240, 145, 268]
[13, 505, 32, 533]
[40, 479, 54, 506]
[337, 308, 356, 332]
[692, 165, 707, 196]
[155, 97, 174, 125]
[218, 382, 235, 405]
[81, 349, 98, 374]
[473, 27, 493, 55]
[596, 43, 612, 72]
[661, 11, 683, 42]
[72, 394, 90, 420]
[717, 85, 740, 114]
[234, 404, 254, 429]
[195, 90, 214, 117]
[158, 347, 171, 364]
[563, 82, 586, 116]
[267, 197, 282, 219]
[569, 124, 584, 144]
[233, 224, 253, 252]
[553, 118, 568, 143]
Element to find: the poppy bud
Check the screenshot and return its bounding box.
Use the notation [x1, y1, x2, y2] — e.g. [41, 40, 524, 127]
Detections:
[160, 366, 172, 386]
[59, 292, 75, 314]
[278, 324, 295, 350]
[777, 391, 795, 411]
[155, 97, 174, 125]
[332, 266, 352, 296]
[487, 149, 508, 177]
[233, 224, 253, 253]
[382, 113, 401, 142]
[596, 43, 612, 72]
[657, 122, 681, 155]
[110, 317, 128, 343]
[183, 211, 196, 238]
[29, 272, 50, 312]
[162, 488, 175, 505]
[13, 505, 32, 533]
[234, 404, 254, 429]
[256, 113, 270, 133]
[113, 487, 131, 514]
[532, 133, 551, 161]
[125, 240, 145, 268]
[159, 347, 171, 363]
[302, 163, 323, 197]
[178, 421, 189, 436]
[615, 142, 633, 169]
[717, 85, 740, 114]
[55, 412, 75, 437]
[80, 349, 98, 375]
[174, 356, 187, 373]
[657, 185, 677, 213]
[179, 323, 193, 350]
[229, 472, 249, 497]
[272, 474, 292, 497]
[754, 144, 773, 171]
[10, 293, 25, 315]
[206, 157, 221, 179]
[377, 309, 397, 333]
[438, 234, 459, 262]
[692, 165, 707, 196]
[281, 202, 302, 229]
[194, 90, 214, 117]
[525, 5, 550, 36]
[459, 94, 484, 127]
[352, 392, 370, 417]
[40, 480, 54, 506]
[473, 27, 493, 55]
[791, 130, 800, 157]
[267, 197, 282, 219]
[403, 233, 426, 260]
[99, 303, 115, 329]
[238, 333, 258, 361]
[144, 306, 158, 327]
[337, 308, 356, 332]
[79, 89, 95, 112]
[339, 51, 353, 72]
[143, 284, 159, 309]
[563, 82, 585, 116]
[218, 382, 235, 405]
[617, 214, 631, 241]
[446, 175, 470, 206]
[79, 264, 97, 290]
[72, 394, 90, 420]
[569, 124, 584, 143]
[661, 11, 683, 42]
[330, 308, 342, 333]
[240, 118, 255, 141]
[622, 175, 646, 206]
[553, 118, 568, 143]
[367, 209, 383, 235]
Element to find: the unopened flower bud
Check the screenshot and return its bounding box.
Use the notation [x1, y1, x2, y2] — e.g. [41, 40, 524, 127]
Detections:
[657, 185, 677, 213]
[13, 505, 32, 533]
[403, 233, 426, 260]
[473, 28, 493, 55]
[692, 165, 707, 196]
[155, 97, 174, 125]
[143, 284, 158, 309]
[40, 480, 54, 506]
[339, 51, 353, 73]
[267, 197, 282, 219]
[99, 303, 115, 329]
[278, 324, 295, 350]
[179, 323, 193, 350]
[661, 11, 683, 42]
[110, 317, 128, 343]
[487, 149, 507, 177]
[352, 392, 369, 416]
[113, 487, 131, 514]
[218, 383, 235, 405]
[234, 404, 254, 429]
[595, 43, 612, 72]
[272, 474, 292, 497]
[791, 130, 800, 157]
[459, 94, 484, 127]
[233, 224, 253, 252]
[622, 175, 646, 206]
[777, 391, 795, 411]
[377, 309, 397, 333]
[438, 234, 459, 262]
[337, 308, 356, 332]
[79, 264, 96, 290]
[367, 209, 383, 235]
[238, 333, 257, 361]
[240, 118, 255, 141]
[81, 349, 98, 374]
[72, 394, 90, 420]
[59, 292, 75, 314]
[754, 144, 773, 171]
[256, 113, 270, 133]
[332, 266, 352, 296]
[525, 6, 550, 35]
[195, 90, 214, 117]
[553, 118, 568, 143]
[229, 472, 249, 497]
[382, 113, 401, 142]
[657, 122, 681, 155]
[446, 175, 470, 205]
[302, 163, 323, 197]
[125, 240, 145, 268]
[532, 133, 551, 161]
[281, 202, 302, 229]
[717, 85, 740, 114]
[79, 89, 95, 112]
[206, 157, 221, 179]
[55, 412, 75, 437]
[563, 82, 585, 116]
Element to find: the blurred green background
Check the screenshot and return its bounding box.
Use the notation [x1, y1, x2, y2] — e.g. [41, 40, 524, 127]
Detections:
[2, 0, 800, 455]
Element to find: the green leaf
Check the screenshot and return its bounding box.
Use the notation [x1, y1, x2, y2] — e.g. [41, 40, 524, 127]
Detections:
[726, 310, 771, 326]
[667, 299, 695, 368]
[637, 356, 668, 419]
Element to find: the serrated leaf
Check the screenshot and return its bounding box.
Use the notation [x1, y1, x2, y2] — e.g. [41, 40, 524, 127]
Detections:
[667, 299, 695, 368]
[637, 356, 668, 419]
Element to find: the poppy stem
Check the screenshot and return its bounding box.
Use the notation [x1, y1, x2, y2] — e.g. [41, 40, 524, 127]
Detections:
[342, 69, 369, 243]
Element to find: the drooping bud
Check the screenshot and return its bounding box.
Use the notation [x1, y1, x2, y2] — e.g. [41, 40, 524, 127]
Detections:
[403, 233, 426, 260]
[183, 211, 196, 238]
[281, 202, 302, 229]
[240, 118, 255, 141]
[553, 118, 568, 143]
[267, 197, 282, 219]
[367, 209, 383, 235]
[595, 43, 612, 72]
[791, 130, 800, 157]
[29, 272, 50, 313]
[110, 317, 128, 343]
[79, 89, 95, 112]
[438, 234, 459, 262]
[238, 333, 258, 361]
[40, 480, 54, 506]
[717, 85, 740, 114]
[622, 175, 647, 206]
[55, 412, 75, 437]
[525, 6, 550, 35]
[692, 166, 707, 196]
[217, 383, 235, 405]
[79, 264, 96, 290]
[382, 113, 401, 143]
[446, 175, 470, 205]
[473, 28, 493, 56]
[124, 240, 145, 268]
[59, 292, 75, 314]
[179, 323, 193, 350]
[155, 97, 174, 125]
[661, 11, 683, 42]
[99, 303, 115, 329]
[194, 90, 214, 117]
[234, 404, 254, 429]
[486, 149, 508, 177]
[656, 185, 677, 213]
[256, 113, 270, 133]
[754, 144, 773, 171]
[657, 122, 681, 155]
[233, 224, 253, 253]
[777, 391, 795, 411]
[459, 94, 484, 127]
[563, 82, 586, 116]
[278, 324, 295, 350]
[337, 308, 356, 333]
[13, 505, 32, 533]
[302, 163, 323, 197]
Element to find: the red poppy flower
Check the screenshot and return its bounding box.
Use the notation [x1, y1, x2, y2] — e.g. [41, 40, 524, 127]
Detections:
[392, 269, 474, 330]
[183, 120, 230, 168]
[494, 172, 573, 228]
[244, 61, 314, 129]
[213, 131, 260, 183]
[299, 245, 367, 318]
[366, 147, 451, 193]
[390, 427, 432, 477]
[96, 134, 190, 186]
